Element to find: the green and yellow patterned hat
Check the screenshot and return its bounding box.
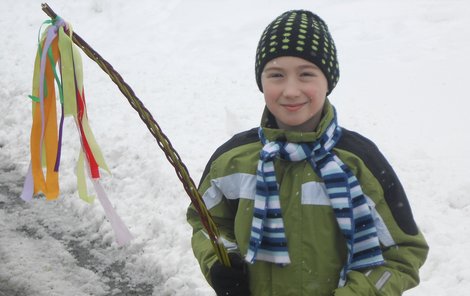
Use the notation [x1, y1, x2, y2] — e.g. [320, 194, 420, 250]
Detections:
[255, 10, 340, 95]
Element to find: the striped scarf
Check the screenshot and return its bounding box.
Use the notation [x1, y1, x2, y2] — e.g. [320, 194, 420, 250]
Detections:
[246, 109, 385, 285]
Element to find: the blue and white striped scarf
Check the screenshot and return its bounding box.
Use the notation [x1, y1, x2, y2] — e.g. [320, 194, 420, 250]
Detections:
[245, 110, 385, 285]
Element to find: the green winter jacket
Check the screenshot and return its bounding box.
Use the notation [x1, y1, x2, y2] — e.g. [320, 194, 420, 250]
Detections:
[187, 102, 428, 295]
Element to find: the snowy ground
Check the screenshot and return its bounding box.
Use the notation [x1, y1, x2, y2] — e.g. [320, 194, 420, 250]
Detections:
[1, 0, 469, 295]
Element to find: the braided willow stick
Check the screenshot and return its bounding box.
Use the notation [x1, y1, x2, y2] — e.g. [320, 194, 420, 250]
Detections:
[41, 3, 230, 266]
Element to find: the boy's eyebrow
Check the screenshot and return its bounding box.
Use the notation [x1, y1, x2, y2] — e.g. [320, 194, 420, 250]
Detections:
[298, 64, 320, 70]
[263, 65, 283, 72]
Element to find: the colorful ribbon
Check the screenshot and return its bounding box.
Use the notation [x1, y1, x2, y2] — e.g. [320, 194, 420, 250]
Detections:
[21, 17, 132, 246]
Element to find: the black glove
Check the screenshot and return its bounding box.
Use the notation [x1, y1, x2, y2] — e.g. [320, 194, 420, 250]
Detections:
[210, 253, 251, 296]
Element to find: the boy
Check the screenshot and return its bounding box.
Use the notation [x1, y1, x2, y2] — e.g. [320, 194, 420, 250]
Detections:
[187, 10, 428, 296]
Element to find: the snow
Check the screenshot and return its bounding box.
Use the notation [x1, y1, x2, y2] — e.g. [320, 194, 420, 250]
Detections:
[1, 0, 469, 295]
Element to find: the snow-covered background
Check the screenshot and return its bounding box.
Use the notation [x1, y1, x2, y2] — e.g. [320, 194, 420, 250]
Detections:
[1, 0, 469, 295]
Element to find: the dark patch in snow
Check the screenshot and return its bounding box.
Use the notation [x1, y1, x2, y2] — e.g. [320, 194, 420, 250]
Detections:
[0, 165, 155, 296]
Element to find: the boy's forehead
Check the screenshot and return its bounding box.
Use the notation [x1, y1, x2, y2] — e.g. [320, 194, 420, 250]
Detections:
[264, 56, 320, 70]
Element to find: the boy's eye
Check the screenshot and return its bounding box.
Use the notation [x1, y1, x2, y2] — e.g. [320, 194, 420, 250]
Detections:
[267, 72, 283, 78]
[301, 72, 316, 77]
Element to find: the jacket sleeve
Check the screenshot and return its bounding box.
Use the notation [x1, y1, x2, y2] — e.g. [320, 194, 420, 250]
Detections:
[186, 166, 239, 285]
[187, 128, 259, 285]
[334, 134, 429, 295]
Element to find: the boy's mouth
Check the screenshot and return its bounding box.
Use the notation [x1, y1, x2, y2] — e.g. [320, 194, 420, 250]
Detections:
[281, 102, 307, 112]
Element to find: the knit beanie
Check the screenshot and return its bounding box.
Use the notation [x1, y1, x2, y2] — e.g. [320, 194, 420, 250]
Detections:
[255, 10, 340, 95]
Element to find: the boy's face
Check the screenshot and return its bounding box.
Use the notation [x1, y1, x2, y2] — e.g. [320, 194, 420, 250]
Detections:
[261, 56, 328, 132]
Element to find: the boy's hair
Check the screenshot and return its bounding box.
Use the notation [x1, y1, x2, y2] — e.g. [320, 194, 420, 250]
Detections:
[255, 10, 340, 95]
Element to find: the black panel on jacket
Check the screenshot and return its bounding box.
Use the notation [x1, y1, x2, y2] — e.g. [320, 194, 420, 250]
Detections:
[199, 128, 260, 188]
[336, 128, 419, 236]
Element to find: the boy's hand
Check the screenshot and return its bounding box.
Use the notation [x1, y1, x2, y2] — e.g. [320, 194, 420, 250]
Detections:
[210, 253, 251, 296]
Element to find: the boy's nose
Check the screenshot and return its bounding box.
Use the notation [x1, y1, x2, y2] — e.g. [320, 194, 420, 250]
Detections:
[282, 78, 301, 99]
